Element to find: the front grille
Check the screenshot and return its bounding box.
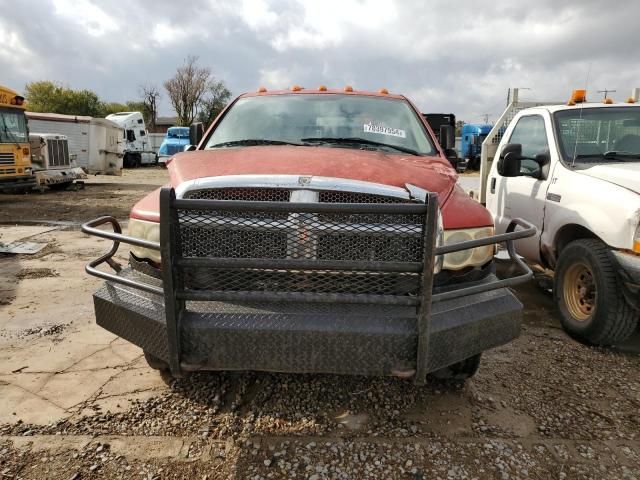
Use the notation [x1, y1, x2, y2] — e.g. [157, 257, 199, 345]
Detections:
[177, 187, 424, 296]
[0, 152, 14, 165]
[184, 188, 290, 202]
[46, 139, 70, 167]
[0, 168, 16, 174]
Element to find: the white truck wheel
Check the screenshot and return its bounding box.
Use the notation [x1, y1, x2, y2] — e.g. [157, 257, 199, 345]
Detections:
[554, 239, 638, 345]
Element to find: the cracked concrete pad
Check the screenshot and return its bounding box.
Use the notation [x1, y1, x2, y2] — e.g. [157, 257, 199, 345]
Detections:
[98, 367, 166, 398]
[36, 368, 119, 410]
[0, 383, 69, 424]
[0, 372, 52, 394]
[109, 338, 145, 363]
[0, 336, 114, 375]
[65, 344, 139, 372]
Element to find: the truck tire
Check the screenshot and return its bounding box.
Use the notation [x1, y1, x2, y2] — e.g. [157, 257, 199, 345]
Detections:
[144, 352, 170, 372]
[429, 354, 481, 381]
[554, 239, 638, 345]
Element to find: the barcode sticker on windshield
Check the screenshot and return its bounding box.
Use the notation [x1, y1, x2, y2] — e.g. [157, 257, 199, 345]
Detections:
[364, 122, 406, 138]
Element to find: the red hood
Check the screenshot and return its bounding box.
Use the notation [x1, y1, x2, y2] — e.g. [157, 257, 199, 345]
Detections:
[131, 146, 492, 229]
[167, 146, 457, 196]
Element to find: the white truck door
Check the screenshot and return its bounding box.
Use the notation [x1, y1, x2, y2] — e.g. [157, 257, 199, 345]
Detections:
[486, 113, 554, 262]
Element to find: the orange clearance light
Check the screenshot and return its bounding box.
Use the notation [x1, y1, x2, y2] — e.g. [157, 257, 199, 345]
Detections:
[627, 97, 636, 103]
[318, 85, 327, 91]
[257, 86, 267, 93]
[344, 85, 353, 92]
[603, 97, 614, 104]
[634, 240, 640, 253]
[291, 84, 302, 92]
[22, 147, 29, 156]
[570, 89, 587, 104]
[379, 88, 389, 95]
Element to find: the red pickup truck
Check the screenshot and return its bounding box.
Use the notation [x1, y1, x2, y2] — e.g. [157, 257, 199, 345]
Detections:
[83, 86, 534, 383]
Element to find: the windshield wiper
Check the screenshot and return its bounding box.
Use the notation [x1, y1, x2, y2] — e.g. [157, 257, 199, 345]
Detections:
[300, 137, 421, 156]
[208, 139, 304, 148]
[603, 150, 640, 160]
[572, 151, 640, 163]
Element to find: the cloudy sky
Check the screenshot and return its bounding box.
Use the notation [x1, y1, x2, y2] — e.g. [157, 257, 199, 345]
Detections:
[1, 0, 639, 122]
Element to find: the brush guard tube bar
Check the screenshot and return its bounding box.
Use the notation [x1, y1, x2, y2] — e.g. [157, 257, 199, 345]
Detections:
[82, 187, 536, 384]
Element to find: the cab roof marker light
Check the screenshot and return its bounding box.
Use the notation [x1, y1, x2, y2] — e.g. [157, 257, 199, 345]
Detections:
[257, 86, 267, 93]
[318, 85, 327, 91]
[291, 85, 302, 92]
[344, 85, 353, 92]
[626, 97, 636, 103]
[603, 97, 614, 104]
[379, 88, 389, 95]
[570, 89, 587, 104]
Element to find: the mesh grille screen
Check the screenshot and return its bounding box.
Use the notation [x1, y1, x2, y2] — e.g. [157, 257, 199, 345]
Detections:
[176, 195, 426, 297]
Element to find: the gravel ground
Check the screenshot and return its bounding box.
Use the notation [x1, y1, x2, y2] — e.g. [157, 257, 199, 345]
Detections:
[1, 169, 639, 479]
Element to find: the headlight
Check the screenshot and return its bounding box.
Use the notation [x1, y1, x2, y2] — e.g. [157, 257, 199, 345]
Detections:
[634, 222, 640, 254]
[442, 226, 495, 270]
[128, 218, 161, 263]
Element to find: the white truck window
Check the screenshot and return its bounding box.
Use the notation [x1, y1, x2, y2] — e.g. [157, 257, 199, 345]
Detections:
[506, 115, 549, 177]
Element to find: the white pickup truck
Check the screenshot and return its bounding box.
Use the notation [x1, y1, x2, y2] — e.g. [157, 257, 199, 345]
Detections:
[486, 91, 640, 345]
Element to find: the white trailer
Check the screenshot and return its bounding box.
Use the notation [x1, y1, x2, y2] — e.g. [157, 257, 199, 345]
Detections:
[88, 118, 124, 175]
[105, 112, 156, 167]
[25, 112, 124, 175]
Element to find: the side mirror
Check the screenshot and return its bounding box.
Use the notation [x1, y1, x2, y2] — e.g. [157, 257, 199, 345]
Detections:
[183, 145, 197, 152]
[189, 122, 204, 147]
[534, 151, 550, 167]
[439, 125, 455, 150]
[497, 143, 522, 177]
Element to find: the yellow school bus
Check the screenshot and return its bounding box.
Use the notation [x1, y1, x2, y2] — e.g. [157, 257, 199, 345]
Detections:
[0, 84, 35, 190]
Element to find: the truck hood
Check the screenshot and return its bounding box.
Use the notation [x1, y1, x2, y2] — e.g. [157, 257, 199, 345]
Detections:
[577, 163, 640, 195]
[131, 146, 493, 229]
[167, 145, 457, 197]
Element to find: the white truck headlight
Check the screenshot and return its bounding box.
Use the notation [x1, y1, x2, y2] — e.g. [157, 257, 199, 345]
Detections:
[442, 226, 495, 270]
[128, 218, 161, 264]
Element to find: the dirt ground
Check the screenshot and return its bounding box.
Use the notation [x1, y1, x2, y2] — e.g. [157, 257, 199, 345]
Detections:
[0, 169, 639, 480]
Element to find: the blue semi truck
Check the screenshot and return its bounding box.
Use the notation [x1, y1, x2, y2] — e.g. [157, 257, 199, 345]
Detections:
[460, 123, 492, 170]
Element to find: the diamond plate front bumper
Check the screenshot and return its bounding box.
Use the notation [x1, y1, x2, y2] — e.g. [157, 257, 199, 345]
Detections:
[83, 185, 536, 383]
[93, 268, 522, 376]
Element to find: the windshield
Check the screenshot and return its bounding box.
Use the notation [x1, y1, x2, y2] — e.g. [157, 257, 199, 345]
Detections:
[167, 127, 189, 138]
[0, 108, 28, 144]
[205, 94, 436, 155]
[554, 106, 640, 163]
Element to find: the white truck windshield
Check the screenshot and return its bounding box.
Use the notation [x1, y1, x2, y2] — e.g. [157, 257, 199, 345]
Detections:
[554, 106, 640, 163]
[205, 94, 436, 156]
[0, 108, 28, 144]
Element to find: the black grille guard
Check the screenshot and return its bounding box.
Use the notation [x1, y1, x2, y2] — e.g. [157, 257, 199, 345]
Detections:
[82, 186, 536, 382]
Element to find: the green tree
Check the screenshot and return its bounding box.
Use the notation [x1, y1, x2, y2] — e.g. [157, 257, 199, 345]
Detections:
[25, 81, 103, 117]
[197, 79, 231, 127]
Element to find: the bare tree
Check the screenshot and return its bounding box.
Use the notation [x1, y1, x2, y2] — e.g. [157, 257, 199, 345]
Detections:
[164, 56, 210, 126]
[140, 84, 161, 131]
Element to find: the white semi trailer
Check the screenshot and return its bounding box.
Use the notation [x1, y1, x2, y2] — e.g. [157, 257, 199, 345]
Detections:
[105, 112, 156, 167]
[25, 112, 124, 175]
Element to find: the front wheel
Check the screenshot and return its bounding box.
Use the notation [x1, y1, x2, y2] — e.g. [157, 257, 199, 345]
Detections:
[554, 239, 638, 345]
[429, 354, 481, 381]
[144, 351, 170, 371]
